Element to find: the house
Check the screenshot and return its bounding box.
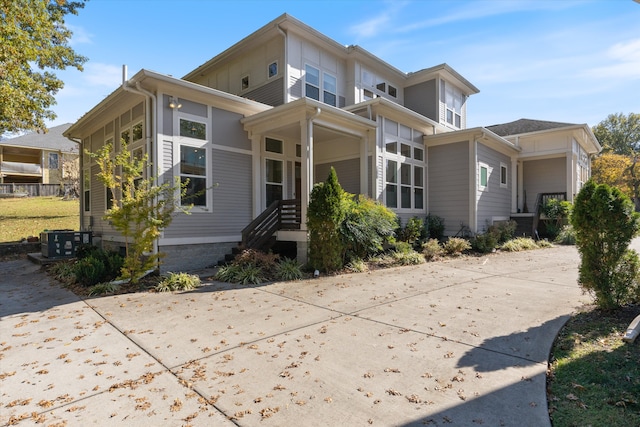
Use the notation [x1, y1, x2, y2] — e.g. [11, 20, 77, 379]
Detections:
[1, 123, 78, 186]
[64, 14, 600, 272]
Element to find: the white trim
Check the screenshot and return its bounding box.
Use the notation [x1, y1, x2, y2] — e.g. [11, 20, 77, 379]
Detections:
[500, 162, 508, 188]
[478, 162, 489, 191]
[159, 235, 241, 245]
[211, 143, 252, 156]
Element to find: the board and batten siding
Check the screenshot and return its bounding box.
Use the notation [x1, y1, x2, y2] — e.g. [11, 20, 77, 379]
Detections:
[522, 157, 566, 210]
[427, 141, 470, 236]
[476, 143, 512, 232]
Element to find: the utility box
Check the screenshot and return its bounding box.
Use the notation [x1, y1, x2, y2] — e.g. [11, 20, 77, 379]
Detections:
[41, 230, 92, 259]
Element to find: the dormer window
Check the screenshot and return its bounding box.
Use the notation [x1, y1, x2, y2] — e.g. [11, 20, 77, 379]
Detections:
[441, 80, 463, 128]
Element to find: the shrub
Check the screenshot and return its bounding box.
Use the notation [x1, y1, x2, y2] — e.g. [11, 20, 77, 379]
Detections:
[234, 264, 264, 285]
[392, 241, 414, 254]
[571, 181, 640, 309]
[88, 282, 120, 296]
[422, 239, 442, 261]
[74, 256, 106, 287]
[542, 199, 572, 239]
[308, 167, 349, 272]
[341, 195, 397, 261]
[442, 237, 471, 255]
[471, 232, 498, 254]
[392, 250, 425, 266]
[275, 258, 303, 281]
[554, 224, 576, 245]
[346, 258, 368, 272]
[500, 237, 540, 252]
[215, 264, 243, 283]
[425, 214, 445, 241]
[234, 249, 279, 273]
[397, 217, 424, 246]
[48, 260, 76, 285]
[489, 220, 517, 243]
[155, 272, 201, 292]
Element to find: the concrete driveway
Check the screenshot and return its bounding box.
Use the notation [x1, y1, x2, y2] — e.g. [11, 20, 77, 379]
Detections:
[1, 245, 588, 426]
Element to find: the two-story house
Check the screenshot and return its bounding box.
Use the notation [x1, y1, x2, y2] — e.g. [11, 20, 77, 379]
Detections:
[64, 14, 600, 272]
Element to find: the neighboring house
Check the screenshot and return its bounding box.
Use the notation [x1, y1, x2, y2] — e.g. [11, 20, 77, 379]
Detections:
[64, 14, 600, 272]
[0, 123, 78, 185]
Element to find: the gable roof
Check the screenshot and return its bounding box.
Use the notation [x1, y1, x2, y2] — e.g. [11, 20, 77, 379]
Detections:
[1, 123, 77, 153]
[485, 118, 576, 137]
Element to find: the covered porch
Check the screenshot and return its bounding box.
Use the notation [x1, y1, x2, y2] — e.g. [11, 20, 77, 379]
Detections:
[241, 98, 377, 261]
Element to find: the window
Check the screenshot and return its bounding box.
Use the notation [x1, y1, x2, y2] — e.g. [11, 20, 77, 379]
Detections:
[83, 170, 90, 212]
[265, 137, 283, 154]
[323, 73, 337, 106]
[305, 65, 320, 100]
[479, 164, 488, 189]
[241, 75, 249, 90]
[48, 153, 59, 169]
[132, 123, 143, 141]
[385, 160, 398, 208]
[388, 85, 397, 98]
[176, 116, 209, 209]
[441, 80, 463, 128]
[180, 146, 207, 207]
[414, 147, 424, 161]
[414, 166, 424, 210]
[265, 158, 283, 207]
[500, 163, 508, 188]
[106, 187, 114, 211]
[268, 62, 278, 78]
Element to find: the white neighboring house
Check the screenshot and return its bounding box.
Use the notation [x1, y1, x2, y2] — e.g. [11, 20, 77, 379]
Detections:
[64, 14, 601, 272]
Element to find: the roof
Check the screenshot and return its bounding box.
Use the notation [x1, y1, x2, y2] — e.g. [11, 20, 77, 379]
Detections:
[485, 119, 577, 137]
[1, 123, 78, 153]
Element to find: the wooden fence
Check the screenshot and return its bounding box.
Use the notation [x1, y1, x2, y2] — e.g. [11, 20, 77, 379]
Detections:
[0, 183, 75, 197]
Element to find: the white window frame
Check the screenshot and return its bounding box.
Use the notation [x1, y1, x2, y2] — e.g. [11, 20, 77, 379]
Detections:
[383, 130, 426, 212]
[441, 80, 463, 129]
[304, 64, 320, 101]
[479, 162, 489, 190]
[263, 136, 285, 209]
[174, 113, 211, 212]
[500, 162, 508, 188]
[305, 64, 337, 107]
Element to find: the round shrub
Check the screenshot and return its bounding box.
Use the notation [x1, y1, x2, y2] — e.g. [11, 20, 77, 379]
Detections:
[442, 237, 471, 255]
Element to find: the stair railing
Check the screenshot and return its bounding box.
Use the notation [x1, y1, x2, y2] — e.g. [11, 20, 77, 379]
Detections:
[241, 199, 301, 250]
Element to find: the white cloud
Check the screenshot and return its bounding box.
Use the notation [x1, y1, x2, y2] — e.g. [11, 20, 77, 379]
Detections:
[67, 24, 93, 45]
[581, 38, 640, 80]
[83, 63, 123, 87]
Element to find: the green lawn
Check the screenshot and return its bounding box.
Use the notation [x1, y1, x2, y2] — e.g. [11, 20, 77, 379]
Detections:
[548, 305, 640, 426]
[0, 197, 79, 243]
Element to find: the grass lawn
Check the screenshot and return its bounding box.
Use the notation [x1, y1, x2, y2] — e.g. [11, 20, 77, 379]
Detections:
[548, 304, 640, 426]
[0, 197, 79, 243]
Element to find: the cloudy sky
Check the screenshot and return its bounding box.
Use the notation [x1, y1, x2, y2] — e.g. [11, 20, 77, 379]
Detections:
[48, 0, 640, 129]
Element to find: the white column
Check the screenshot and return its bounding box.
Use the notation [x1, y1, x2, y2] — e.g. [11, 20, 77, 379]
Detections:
[250, 134, 262, 218]
[360, 131, 370, 196]
[511, 157, 518, 213]
[469, 139, 477, 233]
[300, 119, 313, 231]
[567, 153, 576, 202]
[518, 160, 525, 212]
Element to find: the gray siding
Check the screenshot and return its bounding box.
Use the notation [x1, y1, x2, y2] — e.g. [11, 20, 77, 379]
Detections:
[244, 77, 284, 107]
[211, 108, 251, 151]
[523, 157, 566, 210]
[164, 150, 252, 239]
[404, 80, 438, 122]
[428, 141, 470, 236]
[316, 158, 360, 195]
[476, 144, 512, 232]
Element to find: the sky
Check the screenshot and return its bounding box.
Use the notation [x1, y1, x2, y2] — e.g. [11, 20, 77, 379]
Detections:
[47, 0, 640, 130]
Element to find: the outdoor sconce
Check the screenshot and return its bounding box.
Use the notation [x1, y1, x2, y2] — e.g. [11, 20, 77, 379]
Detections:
[168, 96, 182, 109]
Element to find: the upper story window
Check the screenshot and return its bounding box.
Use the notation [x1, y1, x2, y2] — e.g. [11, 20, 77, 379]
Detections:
[362, 69, 397, 100]
[268, 62, 278, 79]
[384, 119, 425, 211]
[305, 64, 337, 107]
[241, 75, 249, 91]
[176, 116, 210, 210]
[440, 80, 464, 128]
[48, 153, 59, 169]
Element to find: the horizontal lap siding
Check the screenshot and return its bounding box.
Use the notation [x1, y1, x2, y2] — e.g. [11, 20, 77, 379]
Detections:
[428, 142, 469, 236]
[477, 144, 511, 232]
[164, 150, 252, 239]
[523, 157, 566, 210]
[316, 158, 360, 195]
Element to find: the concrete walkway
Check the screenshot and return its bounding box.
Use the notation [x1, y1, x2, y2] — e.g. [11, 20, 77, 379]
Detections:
[0, 246, 588, 426]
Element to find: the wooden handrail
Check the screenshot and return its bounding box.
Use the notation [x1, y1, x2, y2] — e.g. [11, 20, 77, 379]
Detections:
[241, 199, 301, 250]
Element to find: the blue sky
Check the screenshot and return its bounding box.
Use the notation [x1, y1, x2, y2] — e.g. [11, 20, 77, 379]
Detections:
[49, 0, 640, 129]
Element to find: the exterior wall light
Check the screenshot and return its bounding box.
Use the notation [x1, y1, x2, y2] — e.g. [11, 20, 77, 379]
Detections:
[169, 96, 182, 109]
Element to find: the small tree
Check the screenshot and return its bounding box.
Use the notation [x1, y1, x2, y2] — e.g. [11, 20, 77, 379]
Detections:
[91, 140, 190, 284]
[307, 167, 348, 272]
[571, 180, 640, 310]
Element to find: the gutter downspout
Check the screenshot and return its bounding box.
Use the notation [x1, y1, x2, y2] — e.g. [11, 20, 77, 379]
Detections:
[121, 65, 159, 265]
[276, 24, 288, 103]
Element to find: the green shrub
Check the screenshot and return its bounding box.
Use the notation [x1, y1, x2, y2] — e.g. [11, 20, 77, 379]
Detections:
[88, 282, 121, 296]
[471, 232, 498, 253]
[397, 217, 424, 245]
[308, 167, 349, 272]
[542, 199, 572, 239]
[392, 241, 414, 254]
[571, 181, 640, 310]
[48, 260, 76, 285]
[500, 237, 540, 252]
[234, 264, 265, 285]
[442, 237, 471, 255]
[536, 239, 553, 248]
[489, 220, 517, 243]
[554, 224, 576, 245]
[275, 258, 303, 281]
[422, 239, 442, 261]
[74, 256, 106, 287]
[215, 264, 243, 283]
[155, 272, 201, 292]
[346, 258, 368, 272]
[234, 249, 279, 273]
[341, 195, 397, 261]
[425, 214, 445, 241]
[392, 250, 425, 266]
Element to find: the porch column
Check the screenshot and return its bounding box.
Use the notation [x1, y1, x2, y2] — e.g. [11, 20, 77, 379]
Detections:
[250, 134, 262, 218]
[567, 153, 576, 202]
[518, 160, 524, 212]
[511, 157, 518, 212]
[359, 130, 370, 196]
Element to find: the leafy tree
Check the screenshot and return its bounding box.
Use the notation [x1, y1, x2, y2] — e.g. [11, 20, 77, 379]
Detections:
[91, 140, 191, 284]
[571, 181, 640, 310]
[307, 167, 349, 272]
[0, 0, 88, 134]
[593, 113, 640, 155]
[591, 152, 632, 195]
